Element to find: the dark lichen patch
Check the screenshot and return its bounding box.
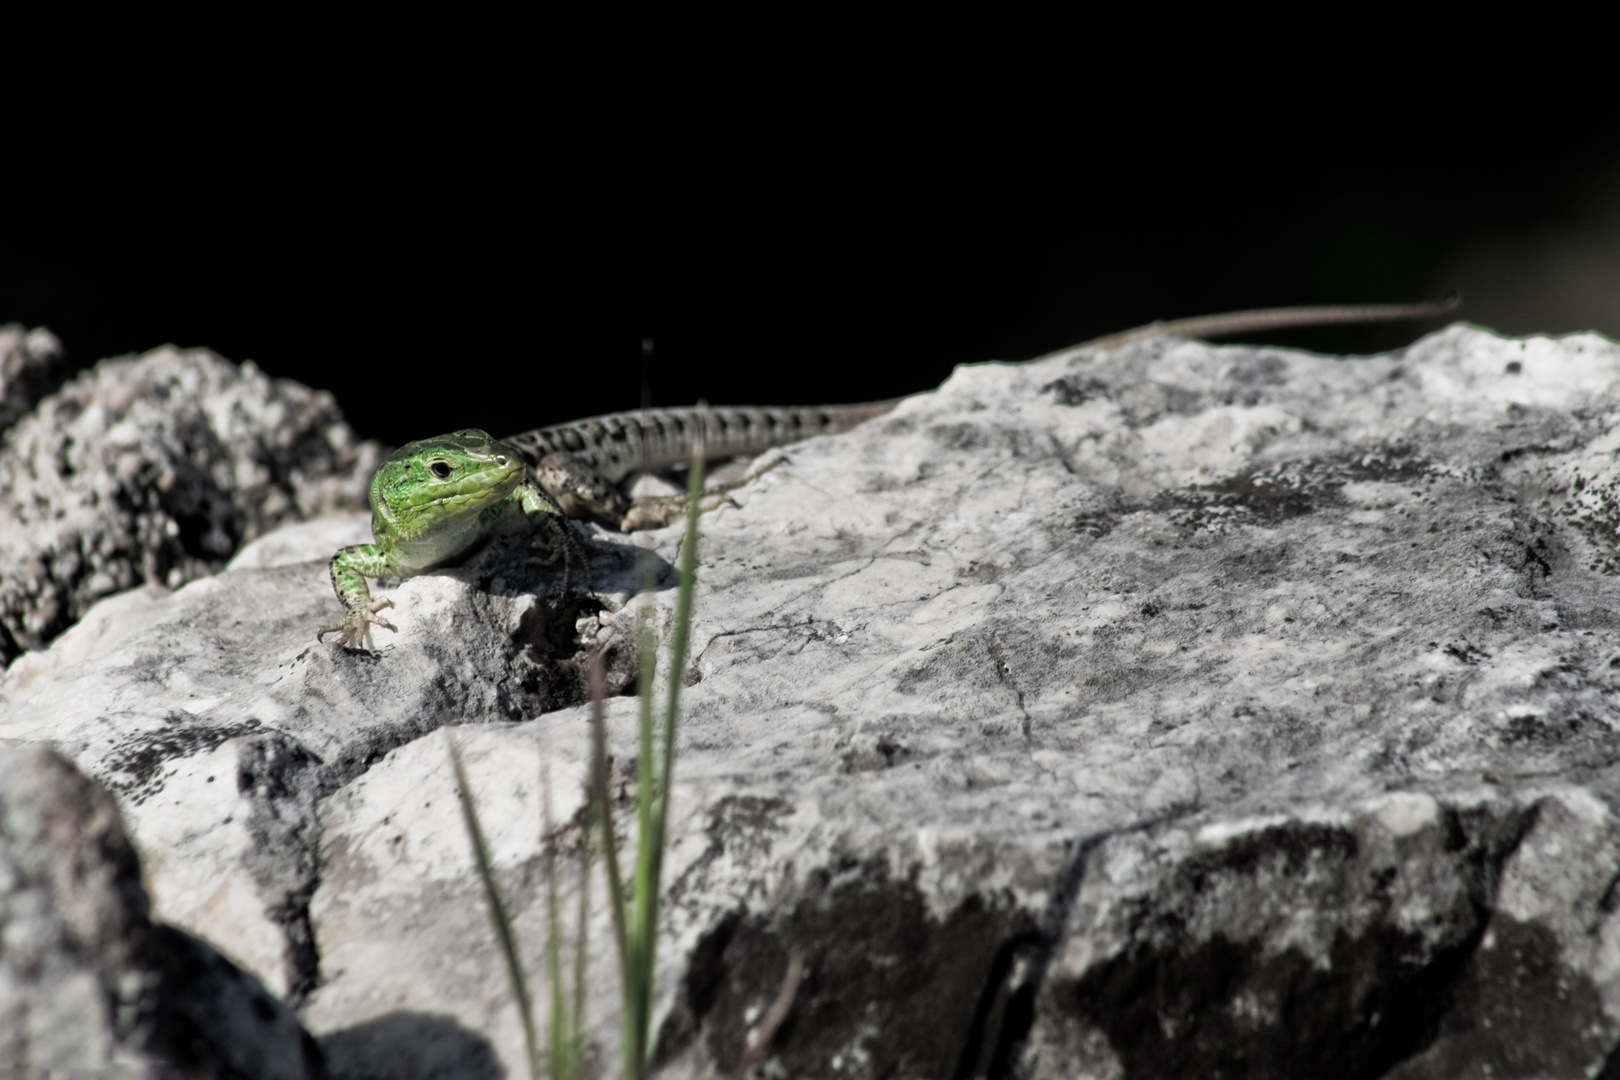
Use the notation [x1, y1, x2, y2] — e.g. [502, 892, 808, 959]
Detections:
[1156, 449, 1440, 532]
[928, 422, 992, 452]
[1385, 916, 1615, 1079]
[1336, 447, 1436, 485]
[1025, 809, 1533, 1080]
[1051, 925, 1473, 1080]
[103, 713, 266, 804]
[1072, 510, 1119, 539]
[1442, 641, 1490, 665]
[1155, 470, 1322, 531]
[655, 854, 1035, 1079]
[1553, 465, 1620, 574]
[1487, 694, 1620, 769]
[837, 732, 913, 773]
[1042, 376, 1111, 406]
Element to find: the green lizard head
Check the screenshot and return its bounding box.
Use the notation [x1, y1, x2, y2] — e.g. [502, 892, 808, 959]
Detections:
[369, 429, 524, 536]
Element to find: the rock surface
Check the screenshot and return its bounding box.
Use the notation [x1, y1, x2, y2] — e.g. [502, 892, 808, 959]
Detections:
[0, 343, 383, 664]
[7, 324, 1620, 1076]
[0, 742, 320, 1077]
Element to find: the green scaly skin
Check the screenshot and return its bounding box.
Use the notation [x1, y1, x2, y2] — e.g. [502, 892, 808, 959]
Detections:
[318, 429, 579, 650]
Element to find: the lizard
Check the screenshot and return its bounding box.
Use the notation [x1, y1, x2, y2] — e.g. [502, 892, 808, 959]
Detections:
[319, 298, 1458, 649]
[317, 429, 581, 649]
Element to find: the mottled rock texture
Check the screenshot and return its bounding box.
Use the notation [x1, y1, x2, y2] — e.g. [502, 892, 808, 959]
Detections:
[0, 343, 383, 664]
[7, 325, 1620, 1077]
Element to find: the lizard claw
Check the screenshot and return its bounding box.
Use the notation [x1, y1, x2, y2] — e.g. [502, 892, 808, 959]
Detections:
[318, 598, 397, 651]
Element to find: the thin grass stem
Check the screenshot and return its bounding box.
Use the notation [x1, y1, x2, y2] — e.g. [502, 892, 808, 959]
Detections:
[589, 674, 631, 1006]
[448, 729, 541, 1080]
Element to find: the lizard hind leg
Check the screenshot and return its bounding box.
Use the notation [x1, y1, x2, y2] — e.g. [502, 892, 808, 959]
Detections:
[533, 451, 630, 525]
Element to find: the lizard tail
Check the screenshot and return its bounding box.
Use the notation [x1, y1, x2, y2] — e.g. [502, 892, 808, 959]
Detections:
[1048, 295, 1462, 359]
[505, 400, 904, 483]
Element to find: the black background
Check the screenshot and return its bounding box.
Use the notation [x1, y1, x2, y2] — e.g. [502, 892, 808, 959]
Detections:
[8, 37, 1619, 450]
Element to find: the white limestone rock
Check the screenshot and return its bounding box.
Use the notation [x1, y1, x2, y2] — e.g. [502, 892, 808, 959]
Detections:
[8, 324, 1620, 1076]
[0, 515, 635, 1006]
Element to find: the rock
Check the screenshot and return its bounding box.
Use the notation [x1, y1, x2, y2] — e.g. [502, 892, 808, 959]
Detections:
[7, 324, 1620, 1076]
[0, 742, 149, 1069]
[0, 513, 639, 1006]
[0, 323, 66, 436]
[0, 742, 321, 1076]
[304, 722, 595, 1079]
[0, 343, 384, 664]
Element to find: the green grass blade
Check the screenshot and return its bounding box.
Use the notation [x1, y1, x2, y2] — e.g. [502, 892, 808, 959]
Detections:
[542, 744, 585, 1080]
[628, 408, 708, 1077]
[545, 850, 572, 1076]
[571, 791, 592, 1078]
[572, 660, 605, 1078]
[447, 729, 541, 1080]
[628, 602, 658, 1068]
[589, 674, 632, 1006]
[619, 600, 658, 1076]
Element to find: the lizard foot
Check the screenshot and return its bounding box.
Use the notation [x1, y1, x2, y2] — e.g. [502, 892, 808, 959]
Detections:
[620, 489, 738, 531]
[317, 598, 397, 650]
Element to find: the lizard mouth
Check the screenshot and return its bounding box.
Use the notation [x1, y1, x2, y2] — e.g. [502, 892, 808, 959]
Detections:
[428, 459, 522, 510]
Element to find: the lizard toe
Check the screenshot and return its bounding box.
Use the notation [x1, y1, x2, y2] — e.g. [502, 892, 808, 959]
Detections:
[318, 609, 398, 651]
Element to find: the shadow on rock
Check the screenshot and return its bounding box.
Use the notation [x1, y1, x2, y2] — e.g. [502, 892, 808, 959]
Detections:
[319, 1012, 502, 1080]
[143, 923, 321, 1078]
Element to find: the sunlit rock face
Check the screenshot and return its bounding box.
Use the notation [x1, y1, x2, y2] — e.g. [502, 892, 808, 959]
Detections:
[8, 325, 1620, 1078]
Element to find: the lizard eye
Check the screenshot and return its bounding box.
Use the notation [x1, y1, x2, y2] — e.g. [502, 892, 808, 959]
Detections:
[430, 461, 453, 479]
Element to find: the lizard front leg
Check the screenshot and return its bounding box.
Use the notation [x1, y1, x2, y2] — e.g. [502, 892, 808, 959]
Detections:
[318, 544, 399, 649]
[516, 478, 590, 594]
